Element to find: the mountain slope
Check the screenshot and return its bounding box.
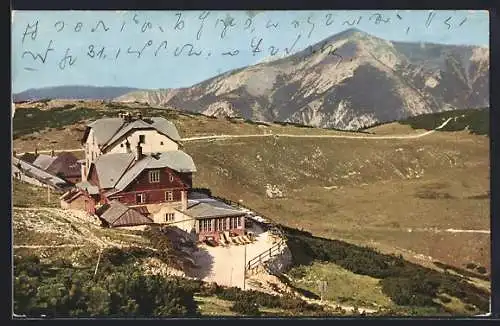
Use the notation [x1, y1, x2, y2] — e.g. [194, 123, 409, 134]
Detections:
[13, 86, 141, 102]
[116, 28, 489, 130]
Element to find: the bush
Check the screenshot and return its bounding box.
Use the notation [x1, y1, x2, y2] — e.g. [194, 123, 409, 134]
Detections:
[13, 254, 199, 318]
[465, 263, 477, 270]
[230, 295, 261, 316]
[476, 266, 487, 274]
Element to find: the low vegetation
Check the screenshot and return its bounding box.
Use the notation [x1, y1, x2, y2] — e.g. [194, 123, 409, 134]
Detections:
[399, 108, 489, 136]
[281, 226, 490, 315]
[12, 179, 61, 208]
[13, 251, 327, 318]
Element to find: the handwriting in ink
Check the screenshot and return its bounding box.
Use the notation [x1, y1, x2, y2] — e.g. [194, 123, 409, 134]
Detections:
[269, 46, 279, 56]
[343, 16, 362, 26]
[369, 13, 390, 24]
[284, 34, 301, 55]
[459, 17, 467, 26]
[174, 12, 185, 31]
[266, 19, 279, 29]
[115, 48, 121, 59]
[291, 20, 300, 28]
[250, 37, 263, 56]
[216, 15, 236, 39]
[244, 17, 255, 33]
[127, 40, 153, 58]
[58, 48, 77, 70]
[22, 40, 55, 64]
[325, 13, 335, 26]
[406, 27, 410, 34]
[91, 20, 110, 32]
[425, 11, 436, 28]
[174, 43, 202, 56]
[197, 11, 210, 40]
[222, 49, 240, 56]
[141, 21, 152, 32]
[158, 26, 164, 32]
[302, 42, 343, 64]
[443, 17, 452, 29]
[396, 14, 403, 20]
[307, 16, 315, 38]
[54, 21, 65, 32]
[75, 22, 83, 32]
[22, 21, 39, 44]
[87, 45, 106, 59]
[154, 41, 168, 56]
[133, 14, 140, 25]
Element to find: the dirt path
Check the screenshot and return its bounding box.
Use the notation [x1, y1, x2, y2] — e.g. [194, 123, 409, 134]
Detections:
[15, 118, 453, 156]
[181, 118, 453, 142]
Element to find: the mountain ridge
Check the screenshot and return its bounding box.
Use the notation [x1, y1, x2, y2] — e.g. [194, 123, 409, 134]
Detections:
[116, 28, 489, 130]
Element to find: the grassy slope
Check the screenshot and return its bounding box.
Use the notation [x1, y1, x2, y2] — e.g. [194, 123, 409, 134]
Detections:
[12, 101, 490, 316]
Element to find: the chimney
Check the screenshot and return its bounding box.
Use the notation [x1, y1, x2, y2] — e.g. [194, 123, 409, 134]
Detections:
[181, 190, 188, 211]
[136, 112, 143, 120]
[51, 149, 55, 157]
[135, 143, 143, 161]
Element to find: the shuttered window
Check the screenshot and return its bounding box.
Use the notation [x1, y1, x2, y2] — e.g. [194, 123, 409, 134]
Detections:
[149, 170, 160, 183]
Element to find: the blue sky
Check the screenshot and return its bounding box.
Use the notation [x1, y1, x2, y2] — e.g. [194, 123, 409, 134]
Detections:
[11, 10, 489, 93]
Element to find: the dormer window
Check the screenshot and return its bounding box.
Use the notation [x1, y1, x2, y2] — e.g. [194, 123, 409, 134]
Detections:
[169, 174, 174, 182]
[149, 170, 160, 183]
[139, 135, 145, 144]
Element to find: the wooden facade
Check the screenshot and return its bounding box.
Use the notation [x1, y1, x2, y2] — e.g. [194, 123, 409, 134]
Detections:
[107, 168, 192, 206]
[87, 165, 192, 206]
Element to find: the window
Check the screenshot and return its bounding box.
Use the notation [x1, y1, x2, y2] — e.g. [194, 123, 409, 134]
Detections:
[139, 135, 145, 144]
[201, 219, 212, 232]
[136, 193, 146, 204]
[229, 218, 234, 229]
[165, 213, 175, 222]
[160, 141, 164, 145]
[165, 191, 174, 201]
[237, 216, 242, 227]
[120, 143, 124, 147]
[169, 174, 174, 182]
[149, 170, 160, 183]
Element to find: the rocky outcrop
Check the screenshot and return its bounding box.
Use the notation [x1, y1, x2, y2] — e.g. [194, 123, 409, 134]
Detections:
[116, 28, 489, 131]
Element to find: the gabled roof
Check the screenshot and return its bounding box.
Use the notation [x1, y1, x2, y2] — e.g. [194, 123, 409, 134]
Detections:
[97, 200, 154, 227]
[110, 151, 196, 194]
[75, 180, 100, 195]
[32, 154, 57, 170]
[12, 156, 69, 189]
[46, 152, 80, 178]
[92, 153, 136, 189]
[83, 116, 181, 148]
[84, 118, 125, 146]
[179, 202, 245, 219]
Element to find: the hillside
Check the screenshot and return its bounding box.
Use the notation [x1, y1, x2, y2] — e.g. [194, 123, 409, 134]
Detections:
[116, 28, 489, 130]
[11, 101, 490, 316]
[13, 86, 141, 102]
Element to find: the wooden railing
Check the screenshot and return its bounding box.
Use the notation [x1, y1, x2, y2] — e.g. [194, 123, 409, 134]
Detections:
[246, 239, 285, 272]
